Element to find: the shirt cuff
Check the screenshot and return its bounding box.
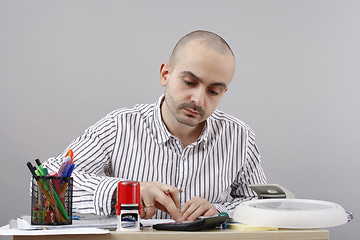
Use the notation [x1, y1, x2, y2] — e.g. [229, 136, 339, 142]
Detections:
[93, 177, 119, 215]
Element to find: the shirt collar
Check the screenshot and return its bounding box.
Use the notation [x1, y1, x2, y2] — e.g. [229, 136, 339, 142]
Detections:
[153, 95, 172, 144]
[153, 95, 209, 145]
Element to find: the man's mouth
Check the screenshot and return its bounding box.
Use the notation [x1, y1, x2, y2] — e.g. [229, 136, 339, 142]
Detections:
[179, 102, 205, 117]
[184, 108, 199, 116]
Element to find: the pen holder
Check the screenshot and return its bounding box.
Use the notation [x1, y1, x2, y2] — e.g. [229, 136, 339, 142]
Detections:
[31, 176, 73, 225]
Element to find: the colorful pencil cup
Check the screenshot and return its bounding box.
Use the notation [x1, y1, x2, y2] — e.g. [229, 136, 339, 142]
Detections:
[31, 176, 73, 225]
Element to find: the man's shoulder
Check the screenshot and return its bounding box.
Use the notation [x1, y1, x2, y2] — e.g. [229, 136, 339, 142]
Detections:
[106, 102, 155, 120]
[210, 109, 255, 135]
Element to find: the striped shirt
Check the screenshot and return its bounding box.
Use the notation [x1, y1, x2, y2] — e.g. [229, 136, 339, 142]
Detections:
[44, 95, 267, 218]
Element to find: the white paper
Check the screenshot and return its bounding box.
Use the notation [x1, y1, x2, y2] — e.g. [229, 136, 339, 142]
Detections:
[0, 225, 109, 236]
[0, 215, 176, 235]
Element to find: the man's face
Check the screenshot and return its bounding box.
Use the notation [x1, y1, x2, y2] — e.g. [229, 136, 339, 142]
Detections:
[161, 40, 235, 128]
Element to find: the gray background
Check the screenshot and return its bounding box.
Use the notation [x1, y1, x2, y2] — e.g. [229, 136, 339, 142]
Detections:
[0, 0, 359, 239]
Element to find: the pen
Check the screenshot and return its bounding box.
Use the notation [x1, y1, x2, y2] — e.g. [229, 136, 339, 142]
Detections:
[63, 163, 74, 178]
[60, 163, 74, 194]
[65, 149, 74, 164]
[49, 171, 66, 209]
[26, 162, 37, 177]
[60, 163, 74, 186]
[35, 159, 46, 176]
[60, 160, 75, 194]
[47, 177, 63, 222]
[164, 189, 171, 196]
[58, 156, 71, 174]
[58, 149, 74, 177]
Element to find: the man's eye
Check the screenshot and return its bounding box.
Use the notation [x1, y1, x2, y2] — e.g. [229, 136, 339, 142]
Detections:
[184, 80, 195, 86]
[209, 87, 222, 96]
[209, 90, 219, 96]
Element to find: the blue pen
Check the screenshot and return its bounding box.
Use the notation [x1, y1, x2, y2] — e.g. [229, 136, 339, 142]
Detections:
[65, 164, 74, 177]
[59, 156, 71, 177]
[60, 163, 74, 184]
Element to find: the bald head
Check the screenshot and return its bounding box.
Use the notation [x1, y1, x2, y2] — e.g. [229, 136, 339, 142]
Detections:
[169, 30, 234, 68]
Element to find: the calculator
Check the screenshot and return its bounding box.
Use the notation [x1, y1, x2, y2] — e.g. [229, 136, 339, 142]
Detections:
[152, 215, 229, 231]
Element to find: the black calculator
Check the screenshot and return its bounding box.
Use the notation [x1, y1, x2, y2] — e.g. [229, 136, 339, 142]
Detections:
[152, 215, 229, 231]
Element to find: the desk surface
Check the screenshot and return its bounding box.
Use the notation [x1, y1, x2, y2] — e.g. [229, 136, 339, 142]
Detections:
[14, 228, 329, 240]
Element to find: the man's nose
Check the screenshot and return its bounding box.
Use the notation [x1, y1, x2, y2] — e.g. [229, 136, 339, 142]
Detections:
[191, 87, 205, 107]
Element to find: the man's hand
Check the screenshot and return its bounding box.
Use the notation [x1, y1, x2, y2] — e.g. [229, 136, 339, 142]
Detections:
[139, 181, 182, 222]
[180, 196, 219, 221]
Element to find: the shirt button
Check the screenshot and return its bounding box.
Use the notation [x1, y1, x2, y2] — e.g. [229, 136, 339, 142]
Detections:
[182, 156, 186, 161]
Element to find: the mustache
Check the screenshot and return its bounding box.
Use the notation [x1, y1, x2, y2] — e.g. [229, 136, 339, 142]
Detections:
[179, 102, 205, 117]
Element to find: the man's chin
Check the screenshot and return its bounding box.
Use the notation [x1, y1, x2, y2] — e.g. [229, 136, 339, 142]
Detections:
[179, 121, 198, 127]
[176, 115, 204, 128]
[175, 117, 198, 127]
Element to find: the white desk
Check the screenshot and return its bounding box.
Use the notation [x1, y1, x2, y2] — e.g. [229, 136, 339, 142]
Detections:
[13, 228, 329, 240]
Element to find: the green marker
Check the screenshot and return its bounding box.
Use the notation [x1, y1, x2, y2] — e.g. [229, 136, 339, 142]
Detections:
[35, 159, 46, 176]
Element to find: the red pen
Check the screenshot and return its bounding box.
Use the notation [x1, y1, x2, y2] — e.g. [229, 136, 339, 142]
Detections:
[49, 171, 66, 210]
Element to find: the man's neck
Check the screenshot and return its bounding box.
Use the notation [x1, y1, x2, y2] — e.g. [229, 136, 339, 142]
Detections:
[161, 101, 205, 148]
[171, 121, 205, 148]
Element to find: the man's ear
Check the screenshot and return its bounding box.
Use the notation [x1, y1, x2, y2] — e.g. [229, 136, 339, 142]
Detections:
[160, 63, 171, 87]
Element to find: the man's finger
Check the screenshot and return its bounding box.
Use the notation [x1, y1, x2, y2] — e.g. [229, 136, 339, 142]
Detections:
[181, 196, 218, 221]
[154, 182, 180, 209]
[180, 196, 197, 214]
[153, 187, 182, 222]
[143, 202, 156, 219]
[204, 208, 218, 217]
[140, 182, 157, 219]
[164, 186, 180, 209]
[139, 181, 182, 222]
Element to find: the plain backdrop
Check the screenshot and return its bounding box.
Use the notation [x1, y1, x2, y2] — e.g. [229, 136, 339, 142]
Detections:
[0, 0, 359, 239]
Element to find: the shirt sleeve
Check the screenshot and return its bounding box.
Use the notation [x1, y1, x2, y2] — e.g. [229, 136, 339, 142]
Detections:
[213, 129, 267, 217]
[43, 113, 120, 215]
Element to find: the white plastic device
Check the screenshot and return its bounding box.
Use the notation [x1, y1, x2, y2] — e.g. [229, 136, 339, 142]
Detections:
[233, 199, 350, 229]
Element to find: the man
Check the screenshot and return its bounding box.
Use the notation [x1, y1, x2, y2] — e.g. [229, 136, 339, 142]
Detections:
[43, 30, 267, 223]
